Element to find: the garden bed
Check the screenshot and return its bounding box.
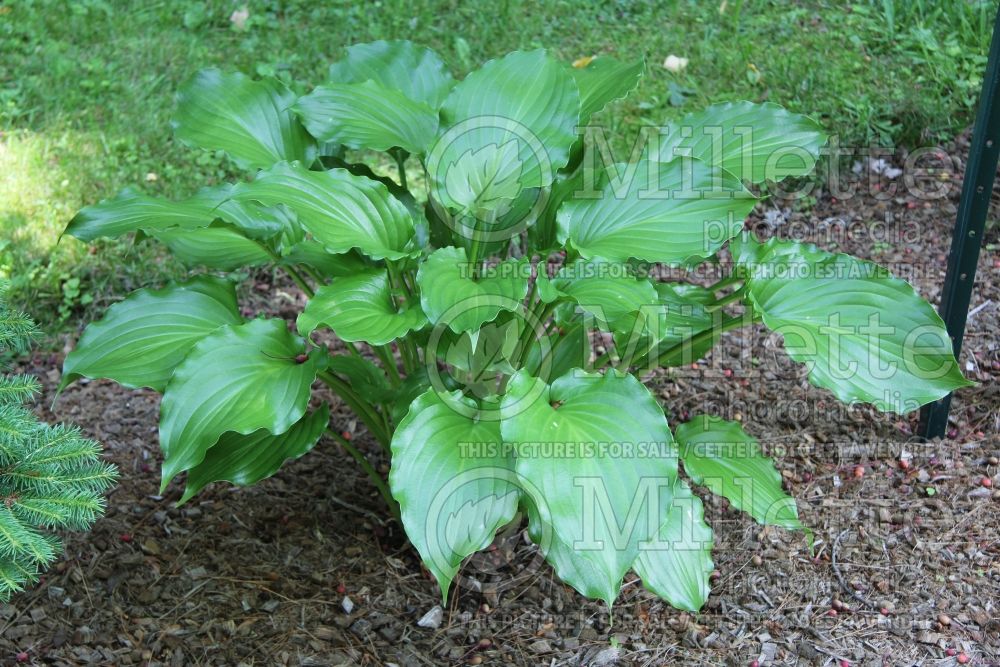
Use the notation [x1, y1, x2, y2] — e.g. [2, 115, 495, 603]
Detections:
[2, 135, 997, 666]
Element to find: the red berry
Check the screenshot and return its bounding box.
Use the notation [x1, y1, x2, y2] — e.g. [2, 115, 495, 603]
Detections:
[342, 431, 352, 441]
[119, 533, 132, 543]
[336, 582, 346, 595]
[750, 661, 760, 667]
[853, 465, 865, 478]
[15, 652, 28, 663]
[294, 353, 309, 364]
[899, 459, 911, 470]
[880, 607, 889, 616]
[723, 369, 733, 378]
[827, 609, 838, 617]
[946, 648, 957, 657]
[982, 477, 993, 488]
[957, 654, 969, 664]
[839, 661, 850, 667]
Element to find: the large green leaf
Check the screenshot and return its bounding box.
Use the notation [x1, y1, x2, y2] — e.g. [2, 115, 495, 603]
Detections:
[571, 56, 644, 123]
[179, 405, 329, 505]
[172, 69, 315, 170]
[734, 234, 971, 412]
[159, 318, 319, 489]
[230, 162, 418, 261]
[633, 479, 714, 612]
[500, 369, 678, 605]
[675, 415, 800, 531]
[660, 101, 827, 184]
[294, 81, 439, 154]
[557, 157, 755, 266]
[297, 270, 427, 345]
[328, 40, 455, 110]
[417, 247, 529, 333]
[389, 390, 518, 599]
[61, 276, 241, 393]
[150, 225, 271, 270]
[65, 185, 296, 242]
[427, 50, 580, 217]
[65, 187, 221, 242]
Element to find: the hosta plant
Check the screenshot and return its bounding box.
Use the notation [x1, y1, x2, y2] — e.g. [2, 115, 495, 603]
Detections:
[0, 285, 117, 600]
[62, 42, 969, 611]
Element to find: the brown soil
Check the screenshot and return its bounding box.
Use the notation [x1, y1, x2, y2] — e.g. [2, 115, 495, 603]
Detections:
[2, 135, 998, 666]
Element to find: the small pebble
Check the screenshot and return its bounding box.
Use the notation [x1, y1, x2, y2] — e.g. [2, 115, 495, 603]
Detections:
[853, 465, 865, 478]
[417, 606, 443, 629]
[937, 613, 951, 627]
[751, 555, 762, 566]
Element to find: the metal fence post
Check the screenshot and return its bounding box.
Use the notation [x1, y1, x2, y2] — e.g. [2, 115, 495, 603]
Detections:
[919, 4, 1000, 439]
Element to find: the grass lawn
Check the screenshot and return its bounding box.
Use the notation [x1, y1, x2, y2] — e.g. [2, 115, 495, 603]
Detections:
[0, 0, 995, 327]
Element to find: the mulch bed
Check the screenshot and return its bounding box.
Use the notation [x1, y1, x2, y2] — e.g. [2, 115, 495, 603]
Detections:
[2, 134, 998, 666]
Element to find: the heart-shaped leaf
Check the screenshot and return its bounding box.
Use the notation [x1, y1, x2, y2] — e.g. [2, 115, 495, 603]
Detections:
[557, 157, 755, 266]
[675, 415, 800, 531]
[61, 276, 242, 392]
[230, 162, 418, 261]
[328, 40, 455, 110]
[633, 479, 713, 612]
[159, 318, 319, 489]
[417, 247, 530, 333]
[389, 390, 518, 599]
[179, 405, 330, 504]
[571, 56, 644, 123]
[295, 81, 439, 154]
[428, 50, 580, 216]
[172, 69, 315, 169]
[297, 269, 427, 345]
[735, 234, 971, 412]
[500, 369, 678, 605]
[661, 101, 827, 184]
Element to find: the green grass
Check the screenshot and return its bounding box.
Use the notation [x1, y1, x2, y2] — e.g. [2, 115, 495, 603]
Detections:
[0, 0, 995, 329]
